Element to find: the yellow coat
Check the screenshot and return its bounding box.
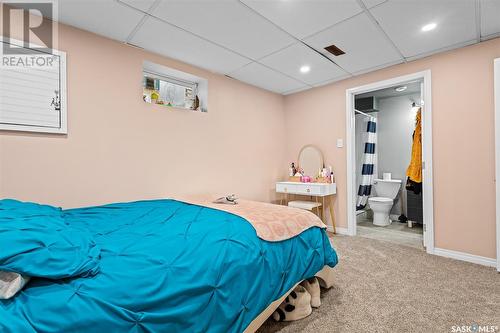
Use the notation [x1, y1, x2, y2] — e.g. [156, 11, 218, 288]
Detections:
[406, 108, 422, 183]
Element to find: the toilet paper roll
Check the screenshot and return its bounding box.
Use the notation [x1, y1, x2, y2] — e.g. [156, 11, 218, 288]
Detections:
[383, 173, 392, 180]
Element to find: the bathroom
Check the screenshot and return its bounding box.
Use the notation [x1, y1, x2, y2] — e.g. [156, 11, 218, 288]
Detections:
[354, 81, 424, 249]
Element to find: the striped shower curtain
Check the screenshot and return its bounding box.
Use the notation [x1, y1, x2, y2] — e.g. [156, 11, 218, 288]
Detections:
[356, 116, 377, 210]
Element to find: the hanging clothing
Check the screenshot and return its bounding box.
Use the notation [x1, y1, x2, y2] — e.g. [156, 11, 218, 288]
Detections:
[356, 116, 377, 210]
[406, 108, 422, 194]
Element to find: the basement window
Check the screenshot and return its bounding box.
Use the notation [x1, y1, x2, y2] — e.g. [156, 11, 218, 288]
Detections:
[142, 61, 208, 112]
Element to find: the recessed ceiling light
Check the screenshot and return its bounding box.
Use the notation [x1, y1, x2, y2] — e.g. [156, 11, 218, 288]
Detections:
[421, 23, 437, 32]
[395, 86, 407, 92]
[300, 65, 310, 73]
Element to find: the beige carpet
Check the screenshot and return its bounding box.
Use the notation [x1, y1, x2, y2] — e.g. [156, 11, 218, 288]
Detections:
[258, 235, 500, 333]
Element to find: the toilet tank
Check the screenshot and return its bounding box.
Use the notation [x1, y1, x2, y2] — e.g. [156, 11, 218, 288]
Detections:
[374, 179, 402, 199]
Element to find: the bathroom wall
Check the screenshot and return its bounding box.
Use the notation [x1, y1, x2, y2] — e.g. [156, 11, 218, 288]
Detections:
[284, 37, 500, 259]
[354, 93, 418, 216]
[0, 17, 286, 208]
[377, 93, 420, 216]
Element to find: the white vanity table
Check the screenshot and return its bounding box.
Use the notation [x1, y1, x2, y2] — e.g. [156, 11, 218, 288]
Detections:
[276, 181, 337, 233]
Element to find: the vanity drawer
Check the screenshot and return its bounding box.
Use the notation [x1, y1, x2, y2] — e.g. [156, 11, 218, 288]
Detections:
[294, 185, 321, 195]
[276, 183, 297, 193]
[276, 182, 336, 196]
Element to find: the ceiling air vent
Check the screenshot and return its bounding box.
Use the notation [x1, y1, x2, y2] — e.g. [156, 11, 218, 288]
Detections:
[324, 44, 345, 56]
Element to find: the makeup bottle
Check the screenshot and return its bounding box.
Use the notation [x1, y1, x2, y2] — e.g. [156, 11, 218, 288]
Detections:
[322, 167, 328, 178]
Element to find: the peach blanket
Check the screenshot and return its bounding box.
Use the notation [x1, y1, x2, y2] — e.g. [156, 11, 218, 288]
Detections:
[176, 195, 326, 242]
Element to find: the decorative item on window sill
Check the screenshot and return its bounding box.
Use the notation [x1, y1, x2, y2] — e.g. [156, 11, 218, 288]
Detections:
[191, 95, 200, 111]
[142, 61, 208, 112]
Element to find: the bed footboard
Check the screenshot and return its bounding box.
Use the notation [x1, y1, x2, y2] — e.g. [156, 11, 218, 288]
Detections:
[315, 265, 335, 289]
[243, 265, 335, 333]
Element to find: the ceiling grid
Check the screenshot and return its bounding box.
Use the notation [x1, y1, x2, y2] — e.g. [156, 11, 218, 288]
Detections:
[51, 0, 500, 94]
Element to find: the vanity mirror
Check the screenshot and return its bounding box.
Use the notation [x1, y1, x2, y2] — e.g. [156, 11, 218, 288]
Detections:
[298, 145, 324, 177]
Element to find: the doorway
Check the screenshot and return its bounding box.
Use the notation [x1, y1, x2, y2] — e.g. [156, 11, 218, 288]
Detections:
[346, 70, 434, 254]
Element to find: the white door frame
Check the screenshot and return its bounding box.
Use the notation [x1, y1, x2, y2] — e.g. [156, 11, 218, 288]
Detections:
[345, 70, 434, 254]
[494, 58, 500, 272]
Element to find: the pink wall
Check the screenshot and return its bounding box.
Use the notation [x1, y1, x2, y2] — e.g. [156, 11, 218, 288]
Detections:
[0, 22, 286, 208]
[1, 14, 499, 260]
[284, 38, 500, 259]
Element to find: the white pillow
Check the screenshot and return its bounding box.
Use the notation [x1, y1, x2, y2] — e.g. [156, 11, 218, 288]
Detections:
[0, 271, 29, 299]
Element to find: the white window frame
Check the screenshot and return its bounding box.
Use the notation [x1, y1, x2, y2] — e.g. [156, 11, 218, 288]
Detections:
[0, 36, 67, 134]
[143, 70, 198, 92]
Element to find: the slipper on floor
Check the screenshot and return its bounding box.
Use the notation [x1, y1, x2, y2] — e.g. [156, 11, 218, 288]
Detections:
[272, 285, 312, 322]
[301, 277, 321, 308]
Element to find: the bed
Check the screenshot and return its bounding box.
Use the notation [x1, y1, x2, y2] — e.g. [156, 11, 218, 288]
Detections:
[0, 198, 338, 333]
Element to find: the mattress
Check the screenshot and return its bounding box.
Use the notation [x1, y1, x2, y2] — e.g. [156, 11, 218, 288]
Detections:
[0, 199, 338, 333]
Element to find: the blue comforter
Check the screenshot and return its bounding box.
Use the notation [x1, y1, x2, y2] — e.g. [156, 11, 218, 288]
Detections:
[0, 199, 338, 333]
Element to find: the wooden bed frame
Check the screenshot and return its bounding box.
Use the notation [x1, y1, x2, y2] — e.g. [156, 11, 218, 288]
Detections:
[243, 265, 335, 333]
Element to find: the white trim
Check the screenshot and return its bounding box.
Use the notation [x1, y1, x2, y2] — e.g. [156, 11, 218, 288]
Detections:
[433, 247, 496, 268]
[494, 58, 500, 272]
[327, 225, 349, 235]
[143, 70, 197, 90]
[345, 70, 434, 252]
[60, 52, 67, 134]
[346, 89, 357, 237]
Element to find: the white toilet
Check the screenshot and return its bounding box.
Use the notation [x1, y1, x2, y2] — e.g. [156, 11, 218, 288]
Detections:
[368, 179, 402, 226]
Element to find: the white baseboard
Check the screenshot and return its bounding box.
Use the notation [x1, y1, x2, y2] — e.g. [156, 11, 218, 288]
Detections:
[327, 224, 496, 268]
[327, 225, 349, 235]
[433, 247, 496, 267]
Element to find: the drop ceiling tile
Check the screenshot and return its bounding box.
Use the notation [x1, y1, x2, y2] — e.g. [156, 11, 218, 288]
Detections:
[404, 39, 476, 62]
[259, 43, 348, 85]
[351, 58, 404, 76]
[117, 0, 157, 13]
[361, 0, 387, 9]
[57, 0, 145, 41]
[304, 13, 402, 73]
[230, 62, 306, 94]
[312, 75, 352, 88]
[151, 0, 295, 60]
[240, 0, 362, 39]
[131, 16, 251, 74]
[481, 0, 500, 39]
[369, 0, 477, 58]
[283, 85, 313, 95]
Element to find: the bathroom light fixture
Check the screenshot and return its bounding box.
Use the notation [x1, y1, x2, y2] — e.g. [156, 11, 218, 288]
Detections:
[395, 86, 407, 92]
[421, 22, 437, 32]
[300, 65, 311, 73]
